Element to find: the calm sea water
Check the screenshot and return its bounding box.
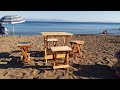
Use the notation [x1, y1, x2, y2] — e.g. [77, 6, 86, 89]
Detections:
[3, 21, 120, 36]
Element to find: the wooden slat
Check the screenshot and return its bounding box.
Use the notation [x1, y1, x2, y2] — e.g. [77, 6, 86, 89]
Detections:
[47, 38, 58, 42]
[53, 65, 69, 69]
[51, 46, 72, 52]
[41, 32, 73, 36]
[18, 42, 31, 47]
[18, 44, 31, 47]
[45, 54, 66, 59]
[70, 41, 85, 45]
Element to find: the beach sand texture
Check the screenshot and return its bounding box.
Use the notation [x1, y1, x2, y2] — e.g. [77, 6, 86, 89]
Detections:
[0, 34, 120, 79]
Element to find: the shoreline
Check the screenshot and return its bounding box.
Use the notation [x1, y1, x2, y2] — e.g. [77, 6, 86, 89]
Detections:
[1, 33, 120, 37]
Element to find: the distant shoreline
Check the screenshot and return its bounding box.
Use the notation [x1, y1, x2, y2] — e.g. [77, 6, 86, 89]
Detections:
[1, 33, 120, 37]
[26, 21, 120, 24]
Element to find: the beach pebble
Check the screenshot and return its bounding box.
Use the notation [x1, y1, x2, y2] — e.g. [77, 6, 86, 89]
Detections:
[22, 75, 34, 79]
[0, 70, 8, 79]
[111, 58, 118, 63]
[3, 70, 16, 79]
[31, 69, 40, 76]
[3, 74, 17, 79]
[79, 76, 90, 79]
[43, 70, 58, 79]
[97, 62, 103, 65]
[11, 70, 23, 77]
[20, 68, 33, 77]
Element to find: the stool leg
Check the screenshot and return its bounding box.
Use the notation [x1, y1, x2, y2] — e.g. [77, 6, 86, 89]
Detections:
[45, 59, 47, 63]
[70, 43, 72, 57]
[55, 41, 58, 46]
[65, 52, 69, 75]
[66, 68, 69, 76]
[64, 52, 68, 65]
[53, 52, 57, 66]
[27, 53, 31, 64]
[77, 44, 81, 54]
[46, 41, 48, 49]
[80, 45, 84, 58]
[20, 55, 23, 62]
[77, 44, 83, 58]
[73, 44, 77, 59]
[44, 48, 48, 63]
[73, 44, 79, 59]
[53, 52, 57, 73]
[53, 41, 57, 46]
[70, 43, 75, 57]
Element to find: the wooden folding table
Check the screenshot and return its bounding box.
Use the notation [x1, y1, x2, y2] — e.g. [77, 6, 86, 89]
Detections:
[41, 32, 73, 62]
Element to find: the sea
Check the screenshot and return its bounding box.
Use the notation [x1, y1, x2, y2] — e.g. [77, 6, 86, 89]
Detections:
[2, 21, 120, 36]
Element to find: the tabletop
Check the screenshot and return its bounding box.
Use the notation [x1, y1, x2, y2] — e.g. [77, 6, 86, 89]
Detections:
[18, 42, 31, 47]
[50, 46, 72, 52]
[41, 32, 73, 36]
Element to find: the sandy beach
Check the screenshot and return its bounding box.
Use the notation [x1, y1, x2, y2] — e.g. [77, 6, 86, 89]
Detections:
[0, 34, 120, 79]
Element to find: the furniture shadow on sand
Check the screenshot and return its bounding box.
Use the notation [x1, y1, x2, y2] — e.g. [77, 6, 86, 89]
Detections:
[72, 63, 116, 79]
[0, 52, 11, 58]
[0, 51, 53, 70]
[29, 51, 44, 57]
[0, 54, 25, 69]
[115, 51, 120, 61]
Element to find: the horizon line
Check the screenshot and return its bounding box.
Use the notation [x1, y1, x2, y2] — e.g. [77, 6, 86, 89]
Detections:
[25, 20, 120, 23]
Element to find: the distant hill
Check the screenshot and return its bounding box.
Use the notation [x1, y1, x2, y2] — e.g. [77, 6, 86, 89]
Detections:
[25, 18, 69, 22]
[25, 19, 120, 23]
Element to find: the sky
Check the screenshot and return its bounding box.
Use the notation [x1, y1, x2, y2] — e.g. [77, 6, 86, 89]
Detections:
[1, 11, 120, 22]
